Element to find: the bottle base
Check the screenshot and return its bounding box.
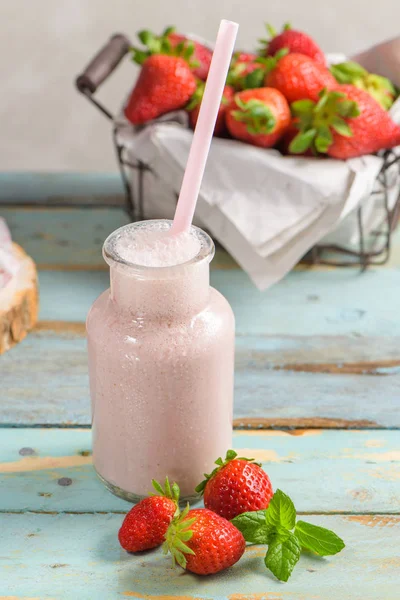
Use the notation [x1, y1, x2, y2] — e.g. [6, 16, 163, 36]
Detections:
[95, 467, 201, 505]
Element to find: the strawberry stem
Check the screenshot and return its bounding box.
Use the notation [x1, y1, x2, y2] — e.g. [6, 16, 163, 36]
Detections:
[162, 503, 196, 568]
[289, 89, 360, 155]
[232, 98, 276, 135]
[195, 449, 260, 495]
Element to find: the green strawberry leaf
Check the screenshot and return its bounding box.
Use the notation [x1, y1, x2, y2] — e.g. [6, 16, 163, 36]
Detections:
[291, 99, 315, 115]
[162, 25, 176, 37]
[289, 129, 317, 154]
[245, 68, 265, 89]
[295, 521, 346, 556]
[266, 489, 297, 530]
[331, 61, 368, 84]
[264, 530, 301, 582]
[331, 117, 353, 137]
[231, 510, 274, 544]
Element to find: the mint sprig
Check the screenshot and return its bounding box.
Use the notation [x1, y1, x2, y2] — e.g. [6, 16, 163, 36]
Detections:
[232, 488, 345, 582]
[295, 520, 345, 556]
[265, 530, 301, 582]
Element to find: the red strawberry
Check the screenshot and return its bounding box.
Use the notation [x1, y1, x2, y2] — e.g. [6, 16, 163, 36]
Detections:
[226, 88, 291, 148]
[289, 85, 400, 159]
[261, 23, 325, 66]
[330, 61, 397, 110]
[265, 53, 336, 103]
[118, 478, 179, 552]
[188, 83, 234, 136]
[195, 450, 274, 521]
[131, 27, 212, 81]
[168, 32, 212, 81]
[163, 506, 245, 575]
[124, 55, 196, 125]
[227, 51, 264, 90]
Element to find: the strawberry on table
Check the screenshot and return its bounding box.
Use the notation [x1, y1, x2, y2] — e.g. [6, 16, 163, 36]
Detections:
[118, 477, 179, 552]
[163, 506, 246, 575]
[131, 26, 212, 81]
[330, 61, 397, 110]
[289, 85, 400, 159]
[187, 83, 234, 136]
[260, 23, 326, 66]
[226, 88, 290, 148]
[124, 54, 196, 125]
[265, 52, 336, 103]
[195, 449, 274, 520]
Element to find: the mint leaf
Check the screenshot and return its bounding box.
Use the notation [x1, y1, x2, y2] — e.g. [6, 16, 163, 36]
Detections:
[231, 510, 273, 544]
[295, 521, 345, 556]
[264, 531, 301, 582]
[266, 489, 296, 530]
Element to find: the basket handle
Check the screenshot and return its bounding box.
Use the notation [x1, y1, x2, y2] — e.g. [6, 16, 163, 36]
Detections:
[76, 33, 131, 94]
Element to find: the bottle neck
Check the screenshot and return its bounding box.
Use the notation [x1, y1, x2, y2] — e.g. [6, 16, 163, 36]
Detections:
[109, 261, 211, 319]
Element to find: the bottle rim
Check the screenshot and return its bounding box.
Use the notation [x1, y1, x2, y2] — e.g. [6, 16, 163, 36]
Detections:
[103, 220, 215, 274]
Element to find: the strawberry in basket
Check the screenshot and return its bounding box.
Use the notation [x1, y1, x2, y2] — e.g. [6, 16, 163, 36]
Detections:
[227, 52, 264, 90]
[187, 83, 234, 136]
[330, 61, 397, 110]
[264, 51, 336, 103]
[131, 26, 212, 81]
[289, 85, 400, 159]
[124, 52, 196, 125]
[226, 88, 291, 148]
[259, 23, 326, 66]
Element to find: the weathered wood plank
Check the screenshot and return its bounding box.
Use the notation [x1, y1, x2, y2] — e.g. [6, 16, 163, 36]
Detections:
[1, 207, 130, 269]
[0, 513, 398, 599]
[1, 329, 399, 428]
[33, 266, 400, 336]
[0, 429, 399, 513]
[0, 172, 125, 206]
[1, 207, 238, 270]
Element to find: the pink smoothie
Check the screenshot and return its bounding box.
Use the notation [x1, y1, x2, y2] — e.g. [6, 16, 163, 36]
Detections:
[86, 221, 235, 500]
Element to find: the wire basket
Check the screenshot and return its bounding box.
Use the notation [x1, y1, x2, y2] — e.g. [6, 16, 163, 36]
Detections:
[76, 33, 400, 269]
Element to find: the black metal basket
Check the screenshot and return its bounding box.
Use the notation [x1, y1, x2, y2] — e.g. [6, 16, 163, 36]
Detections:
[76, 33, 400, 269]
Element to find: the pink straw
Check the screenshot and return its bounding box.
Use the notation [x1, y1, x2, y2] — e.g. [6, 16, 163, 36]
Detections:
[171, 19, 239, 234]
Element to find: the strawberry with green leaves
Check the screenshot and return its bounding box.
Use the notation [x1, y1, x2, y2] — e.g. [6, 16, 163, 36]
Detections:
[227, 51, 265, 91]
[196, 449, 274, 520]
[232, 489, 345, 582]
[289, 85, 400, 159]
[118, 477, 179, 552]
[187, 83, 234, 136]
[131, 26, 212, 81]
[124, 54, 196, 125]
[163, 505, 245, 575]
[264, 52, 336, 103]
[260, 23, 326, 66]
[330, 61, 397, 110]
[226, 88, 291, 148]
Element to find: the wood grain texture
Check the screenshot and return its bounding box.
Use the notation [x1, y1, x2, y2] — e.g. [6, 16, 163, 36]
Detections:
[0, 244, 38, 354]
[1, 207, 238, 270]
[32, 266, 400, 337]
[0, 429, 399, 513]
[1, 329, 399, 428]
[0, 172, 125, 206]
[0, 513, 398, 599]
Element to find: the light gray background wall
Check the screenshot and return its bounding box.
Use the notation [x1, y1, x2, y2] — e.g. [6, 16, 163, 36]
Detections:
[1, 0, 399, 172]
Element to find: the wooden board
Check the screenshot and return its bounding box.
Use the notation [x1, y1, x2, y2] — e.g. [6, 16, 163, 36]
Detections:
[0, 512, 398, 599]
[0, 428, 399, 514]
[0, 243, 38, 353]
[1, 328, 399, 428]
[32, 267, 400, 337]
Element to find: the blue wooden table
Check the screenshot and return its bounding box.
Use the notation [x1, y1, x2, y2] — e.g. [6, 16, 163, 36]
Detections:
[1, 179, 400, 599]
